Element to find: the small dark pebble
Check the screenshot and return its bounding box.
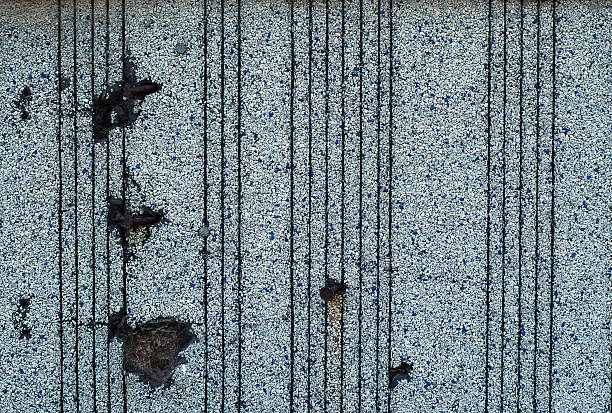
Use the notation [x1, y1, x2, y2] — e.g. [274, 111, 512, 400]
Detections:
[174, 42, 187, 54]
[389, 361, 413, 390]
[198, 225, 210, 238]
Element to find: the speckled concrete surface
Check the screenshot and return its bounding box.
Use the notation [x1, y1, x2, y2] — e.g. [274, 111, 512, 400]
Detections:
[0, 0, 610, 412]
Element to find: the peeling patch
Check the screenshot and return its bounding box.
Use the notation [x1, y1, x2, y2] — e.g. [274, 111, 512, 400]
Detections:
[389, 361, 414, 390]
[109, 310, 197, 388]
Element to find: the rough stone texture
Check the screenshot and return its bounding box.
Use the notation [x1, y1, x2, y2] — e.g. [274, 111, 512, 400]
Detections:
[0, 0, 610, 412]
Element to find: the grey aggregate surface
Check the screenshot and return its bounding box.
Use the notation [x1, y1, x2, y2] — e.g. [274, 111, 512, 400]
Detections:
[0, 0, 610, 412]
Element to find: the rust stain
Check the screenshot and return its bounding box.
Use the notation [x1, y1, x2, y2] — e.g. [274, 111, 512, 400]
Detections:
[328, 294, 344, 357]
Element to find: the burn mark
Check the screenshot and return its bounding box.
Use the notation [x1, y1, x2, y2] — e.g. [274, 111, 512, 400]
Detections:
[93, 52, 162, 141]
[123, 81, 162, 100]
[320, 279, 346, 303]
[389, 361, 414, 390]
[13, 296, 31, 340]
[13, 86, 32, 120]
[108, 198, 163, 238]
[109, 310, 197, 388]
[93, 79, 161, 141]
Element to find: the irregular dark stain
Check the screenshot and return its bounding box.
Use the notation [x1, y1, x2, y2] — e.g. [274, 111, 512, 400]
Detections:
[13, 296, 31, 340]
[20, 327, 31, 340]
[94, 51, 162, 141]
[389, 361, 414, 390]
[109, 310, 197, 388]
[13, 86, 32, 120]
[60, 76, 71, 91]
[108, 198, 163, 239]
[320, 279, 346, 303]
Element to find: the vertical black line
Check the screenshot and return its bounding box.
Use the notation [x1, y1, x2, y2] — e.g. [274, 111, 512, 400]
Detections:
[548, 0, 557, 410]
[357, 0, 364, 409]
[220, 0, 226, 409]
[375, 0, 381, 408]
[90, 0, 97, 410]
[307, 0, 313, 409]
[386, 0, 393, 410]
[323, 0, 329, 410]
[104, 1, 111, 411]
[72, 1, 80, 410]
[517, 0, 524, 410]
[485, 0, 492, 410]
[120, 0, 127, 411]
[289, 0, 295, 411]
[340, 0, 346, 410]
[500, 0, 508, 409]
[202, 0, 209, 410]
[57, 1, 64, 411]
[236, 0, 243, 409]
[532, 1, 541, 411]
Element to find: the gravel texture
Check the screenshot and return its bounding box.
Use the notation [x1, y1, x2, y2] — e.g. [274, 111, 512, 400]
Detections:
[0, 0, 610, 412]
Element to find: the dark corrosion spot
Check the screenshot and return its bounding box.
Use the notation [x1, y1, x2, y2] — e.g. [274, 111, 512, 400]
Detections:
[107, 198, 128, 230]
[93, 70, 162, 141]
[14, 296, 31, 340]
[109, 311, 196, 388]
[389, 361, 413, 390]
[19, 298, 30, 310]
[107, 198, 164, 235]
[19, 327, 31, 340]
[319, 279, 346, 303]
[14, 86, 33, 121]
[21, 86, 31, 98]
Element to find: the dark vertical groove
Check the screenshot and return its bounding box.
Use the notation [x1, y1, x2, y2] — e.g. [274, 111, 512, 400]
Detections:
[120, 1, 127, 411]
[532, 1, 541, 411]
[72, 0, 80, 410]
[104, 1, 111, 411]
[517, 0, 524, 410]
[57, 1, 64, 411]
[220, 0, 226, 409]
[90, 0, 97, 410]
[500, 0, 508, 409]
[202, 0, 209, 410]
[485, 0, 492, 410]
[339, 0, 346, 410]
[375, 0, 381, 408]
[357, 0, 364, 409]
[104, 0, 110, 86]
[288, 0, 295, 411]
[307, 0, 313, 409]
[236, 0, 243, 409]
[323, 0, 329, 410]
[386, 0, 393, 410]
[548, 0, 557, 410]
